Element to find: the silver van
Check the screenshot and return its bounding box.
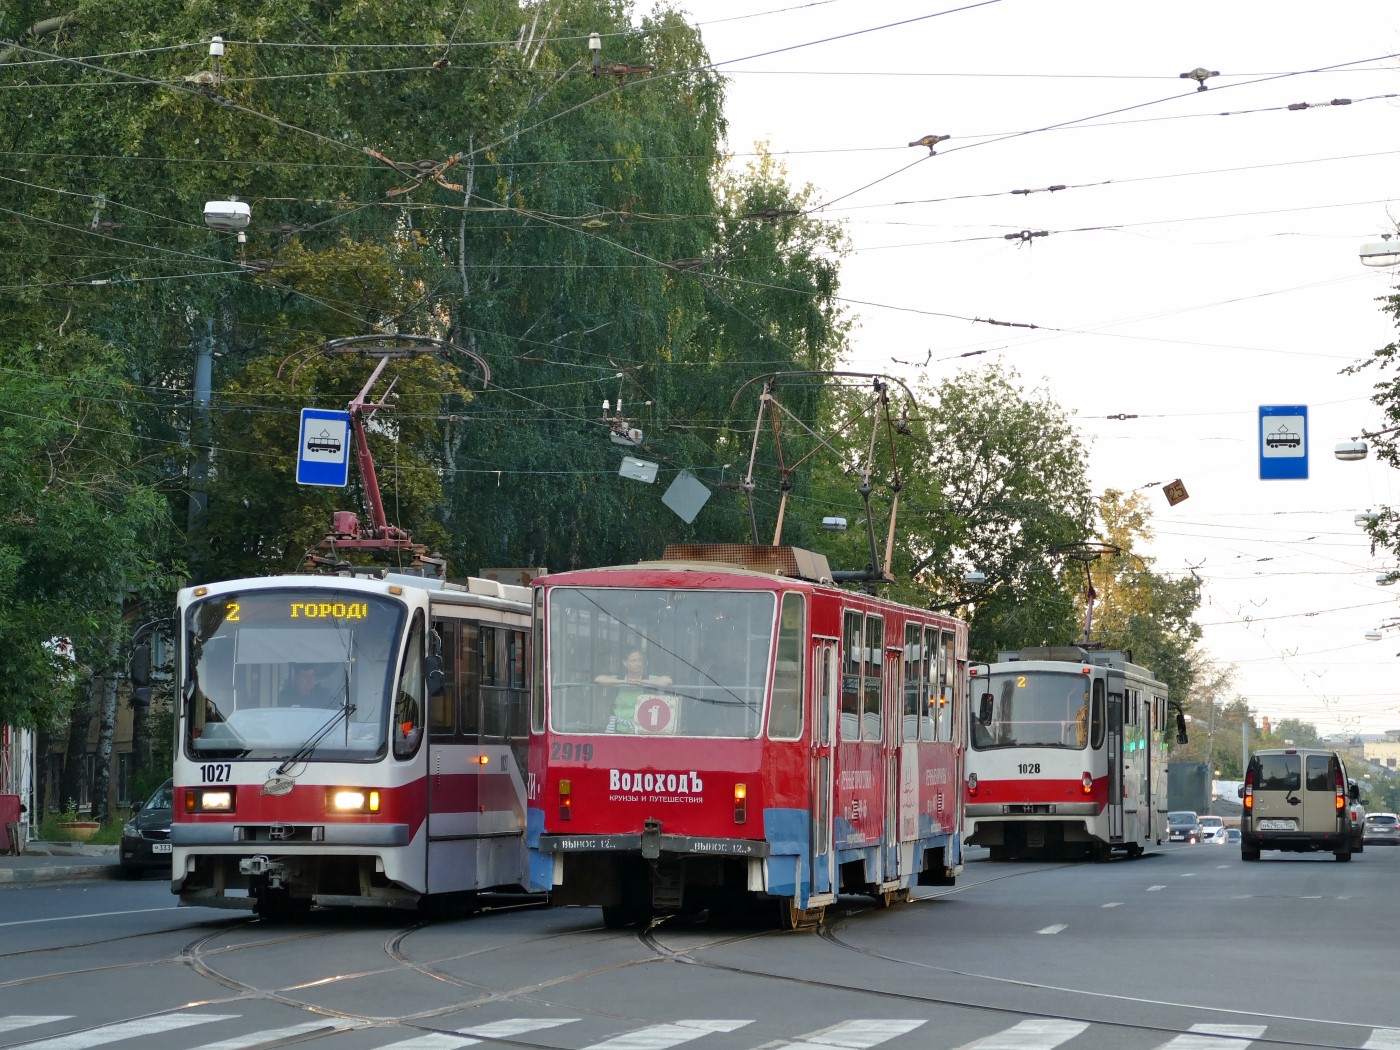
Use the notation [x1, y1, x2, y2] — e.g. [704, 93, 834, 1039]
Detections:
[1239, 748, 1359, 862]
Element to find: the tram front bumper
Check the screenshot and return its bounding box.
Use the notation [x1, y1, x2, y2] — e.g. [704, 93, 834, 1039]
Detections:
[538, 833, 769, 858]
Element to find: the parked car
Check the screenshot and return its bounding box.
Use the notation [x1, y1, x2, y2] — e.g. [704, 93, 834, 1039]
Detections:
[1167, 810, 1202, 843]
[119, 778, 173, 878]
[1348, 780, 1367, 853]
[1363, 812, 1400, 845]
[1198, 815, 1226, 844]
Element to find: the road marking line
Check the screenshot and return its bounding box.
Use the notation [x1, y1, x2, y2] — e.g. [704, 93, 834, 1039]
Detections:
[0, 1020, 72, 1035]
[1036, 924, 1067, 935]
[585, 1020, 750, 1050]
[790, 1020, 926, 1048]
[10, 1013, 240, 1050]
[955, 1018, 1089, 1049]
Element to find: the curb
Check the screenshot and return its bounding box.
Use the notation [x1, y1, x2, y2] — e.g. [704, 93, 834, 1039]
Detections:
[0, 862, 121, 885]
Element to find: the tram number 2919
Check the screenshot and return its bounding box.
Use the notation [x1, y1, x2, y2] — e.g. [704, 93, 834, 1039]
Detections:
[1017, 763, 1041, 775]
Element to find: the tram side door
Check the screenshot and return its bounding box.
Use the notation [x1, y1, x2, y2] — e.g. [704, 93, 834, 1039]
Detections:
[882, 648, 906, 883]
[1106, 693, 1124, 840]
[809, 640, 837, 898]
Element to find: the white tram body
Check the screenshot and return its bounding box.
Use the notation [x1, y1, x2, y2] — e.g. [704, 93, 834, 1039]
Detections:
[963, 646, 1171, 862]
[170, 572, 539, 914]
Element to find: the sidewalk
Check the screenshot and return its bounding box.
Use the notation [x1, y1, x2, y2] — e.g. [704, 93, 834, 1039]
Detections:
[0, 840, 123, 884]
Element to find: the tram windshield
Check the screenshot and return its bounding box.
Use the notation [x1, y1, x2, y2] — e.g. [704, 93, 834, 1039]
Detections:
[971, 670, 1091, 750]
[546, 586, 777, 738]
[182, 588, 406, 762]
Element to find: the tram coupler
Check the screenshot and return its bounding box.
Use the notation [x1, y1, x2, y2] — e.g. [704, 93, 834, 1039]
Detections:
[641, 818, 662, 860]
[238, 854, 287, 888]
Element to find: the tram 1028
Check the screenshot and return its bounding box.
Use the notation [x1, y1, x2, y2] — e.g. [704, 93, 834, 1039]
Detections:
[527, 544, 969, 929]
[166, 571, 541, 916]
[964, 646, 1182, 863]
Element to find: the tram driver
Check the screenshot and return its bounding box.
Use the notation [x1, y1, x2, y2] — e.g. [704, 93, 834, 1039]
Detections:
[595, 648, 672, 733]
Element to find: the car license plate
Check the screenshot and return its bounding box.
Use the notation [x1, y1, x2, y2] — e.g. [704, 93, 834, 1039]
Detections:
[153, 843, 172, 854]
[1258, 819, 1296, 831]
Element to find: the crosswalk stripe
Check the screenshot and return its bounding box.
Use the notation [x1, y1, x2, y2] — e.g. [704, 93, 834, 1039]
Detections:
[585, 1020, 751, 1050]
[956, 1019, 1089, 1049]
[10, 1014, 240, 1050]
[1161, 1023, 1267, 1049]
[197, 1021, 353, 1050]
[1363, 1031, 1400, 1050]
[795, 1020, 927, 1048]
[378, 1035, 482, 1050]
[459, 1019, 580, 1038]
[0, 1020, 71, 1036]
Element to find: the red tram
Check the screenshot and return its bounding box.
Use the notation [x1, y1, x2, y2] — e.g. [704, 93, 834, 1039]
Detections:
[527, 544, 968, 927]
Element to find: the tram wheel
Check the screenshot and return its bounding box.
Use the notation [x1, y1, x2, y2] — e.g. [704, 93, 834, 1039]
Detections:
[987, 845, 1007, 862]
[776, 899, 824, 931]
[601, 904, 649, 929]
[1091, 843, 1113, 864]
[877, 887, 911, 908]
[1126, 843, 1144, 859]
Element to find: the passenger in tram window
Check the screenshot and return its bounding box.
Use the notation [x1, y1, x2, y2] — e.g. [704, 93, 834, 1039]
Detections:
[595, 649, 672, 733]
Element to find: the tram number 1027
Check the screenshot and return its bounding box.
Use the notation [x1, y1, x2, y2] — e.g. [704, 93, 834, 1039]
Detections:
[1017, 763, 1041, 775]
[199, 763, 233, 783]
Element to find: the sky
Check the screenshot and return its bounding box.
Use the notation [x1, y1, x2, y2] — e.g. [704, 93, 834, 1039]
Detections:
[670, 0, 1400, 737]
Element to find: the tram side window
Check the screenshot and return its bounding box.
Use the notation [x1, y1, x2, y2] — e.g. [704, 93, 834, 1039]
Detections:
[769, 592, 804, 740]
[457, 622, 482, 739]
[1090, 679, 1105, 749]
[841, 611, 862, 741]
[863, 615, 883, 741]
[393, 612, 426, 759]
[429, 620, 457, 737]
[903, 623, 921, 742]
[531, 595, 545, 733]
[482, 626, 525, 740]
[937, 629, 955, 742]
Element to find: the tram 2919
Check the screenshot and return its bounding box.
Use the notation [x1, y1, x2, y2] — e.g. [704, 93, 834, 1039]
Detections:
[527, 544, 969, 928]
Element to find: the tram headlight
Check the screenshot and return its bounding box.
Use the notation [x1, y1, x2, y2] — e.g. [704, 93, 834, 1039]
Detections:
[185, 788, 235, 813]
[966, 773, 978, 798]
[734, 783, 747, 824]
[328, 788, 380, 813]
[1081, 772, 1093, 795]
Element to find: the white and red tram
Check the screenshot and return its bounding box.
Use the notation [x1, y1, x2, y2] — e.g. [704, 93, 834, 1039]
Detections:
[527, 544, 968, 927]
[169, 571, 541, 914]
[963, 646, 1181, 862]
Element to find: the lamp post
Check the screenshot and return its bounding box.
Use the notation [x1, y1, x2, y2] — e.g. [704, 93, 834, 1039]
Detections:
[192, 199, 251, 540]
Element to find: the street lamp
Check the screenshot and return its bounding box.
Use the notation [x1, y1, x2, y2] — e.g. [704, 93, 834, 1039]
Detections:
[1335, 440, 1369, 462]
[1360, 238, 1400, 268]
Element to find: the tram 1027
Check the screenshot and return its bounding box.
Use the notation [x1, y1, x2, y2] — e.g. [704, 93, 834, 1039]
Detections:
[527, 544, 969, 928]
[964, 646, 1182, 862]
[167, 571, 540, 915]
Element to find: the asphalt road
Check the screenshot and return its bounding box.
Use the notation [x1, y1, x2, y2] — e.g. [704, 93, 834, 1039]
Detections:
[3, 841, 1399, 1050]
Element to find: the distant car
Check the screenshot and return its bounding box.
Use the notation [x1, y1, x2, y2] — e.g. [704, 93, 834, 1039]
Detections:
[1167, 810, 1202, 843]
[1364, 812, 1400, 845]
[1219, 827, 1242, 845]
[1198, 815, 1226, 844]
[119, 778, 173, 878]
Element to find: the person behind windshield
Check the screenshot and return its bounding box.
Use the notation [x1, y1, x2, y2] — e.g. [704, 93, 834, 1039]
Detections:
[281, 664, 334, 707]
[595, 649, 671, 733]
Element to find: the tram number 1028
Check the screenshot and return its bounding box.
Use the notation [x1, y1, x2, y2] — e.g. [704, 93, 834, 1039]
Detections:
[1016, 763, 1041, 775]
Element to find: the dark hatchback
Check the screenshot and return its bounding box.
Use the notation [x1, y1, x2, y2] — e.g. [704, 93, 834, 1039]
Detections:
[119, 778, 173, 878]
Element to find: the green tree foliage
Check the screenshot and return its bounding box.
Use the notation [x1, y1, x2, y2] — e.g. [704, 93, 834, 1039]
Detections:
[1344, 282, 1400, 564]
[859, 366, 1096, 657]
[0, 337, 175, 727]
[1087, 489, 1203, 708]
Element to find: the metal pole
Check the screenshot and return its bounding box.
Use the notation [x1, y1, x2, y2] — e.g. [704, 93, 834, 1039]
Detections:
[189, 320, 213, 534]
